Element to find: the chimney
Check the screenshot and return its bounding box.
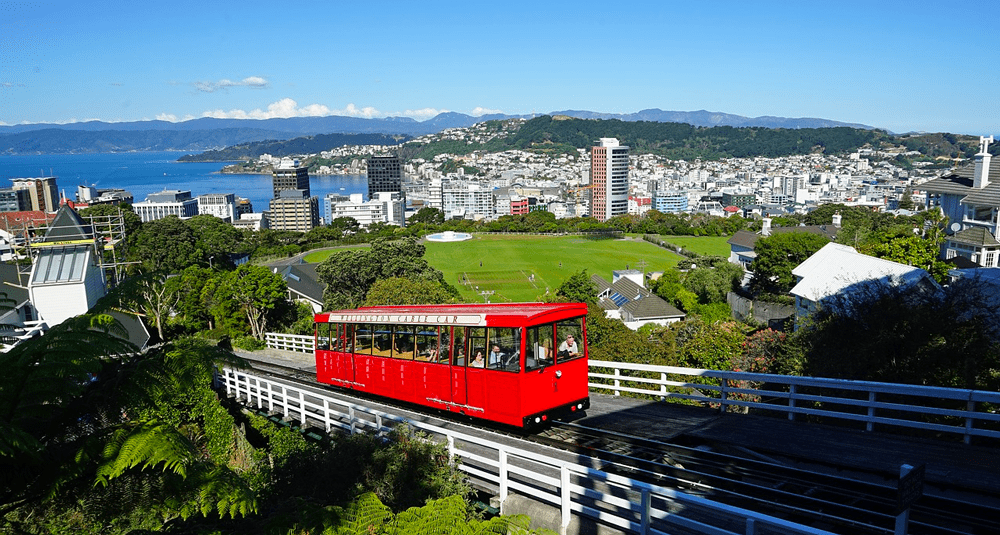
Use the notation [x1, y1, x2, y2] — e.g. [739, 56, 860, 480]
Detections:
[973, 135, 993, 189]
[832, 212, 842, 227]
[762, 217, 772, 236]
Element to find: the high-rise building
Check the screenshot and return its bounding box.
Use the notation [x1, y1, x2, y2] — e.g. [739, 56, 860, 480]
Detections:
[272, 158, 311, 197]
[269, 189, 320, 232]
[11, 177, 59, 212]
[367, 155, 403, 200]
[0, 188, 32, 212]
[589, 138, 629, 222]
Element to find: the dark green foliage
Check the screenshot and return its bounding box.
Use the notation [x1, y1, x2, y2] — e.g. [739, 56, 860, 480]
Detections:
[554, 270, 597, 305]
[749, 232, 830, 295]
[130, 215, 204, 273]
[364, 276, 459, 306]
[796, 281, 1000, 390]
[318, 237, 452, 310]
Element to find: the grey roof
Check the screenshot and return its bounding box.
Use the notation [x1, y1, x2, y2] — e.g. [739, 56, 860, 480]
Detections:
[31, 245, 92, 285]
[42, 205, 94, 243]
[922, 158, 1000, 196]
[727, 230, 758, 248]
[620, 295, 685, 320]
[773, 224, 839, 241]
[590, 274, 611, 295]
[0, 263, 29, 305]
[272, 262, 325, 304]
[950, 226, 1000, 247]
[108, 311, 151, 351]
[607, 276, 651, 301]
[960, 185, 1000, 207]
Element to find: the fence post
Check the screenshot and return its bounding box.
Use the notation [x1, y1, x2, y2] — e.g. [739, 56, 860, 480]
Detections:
[350, 406, 357, 435]
[867, 391, 877, 432]
[499, 449, 509, 504]
[660, 372, 666, 401]
[560, 464, 571, 527]
[324, 399, 332, 432]
[640, 487, 651, 534]
[965, 398, 976, 445]
[745, 518, 756, 535]
[719, 378, 728, 413]
[788, 384, 797, 421]
[299, 390, 306, 427]
[282, 386, 289, 419]
[614, 368, 621, 396]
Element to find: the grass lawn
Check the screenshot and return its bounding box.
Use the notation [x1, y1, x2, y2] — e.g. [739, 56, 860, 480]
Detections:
[423, 234, 685, 303]
[651, 235, 733, 257]
[302, 245, 369, 263]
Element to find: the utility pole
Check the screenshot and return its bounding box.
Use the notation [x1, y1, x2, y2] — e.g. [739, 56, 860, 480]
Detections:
[478, 290, 494, 303]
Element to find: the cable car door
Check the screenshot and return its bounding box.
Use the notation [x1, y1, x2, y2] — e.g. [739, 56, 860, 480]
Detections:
[342, 324, 355, 385]
[450, 327, 468, 406]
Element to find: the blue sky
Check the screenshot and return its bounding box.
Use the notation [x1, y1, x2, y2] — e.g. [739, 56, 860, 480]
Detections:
[1, 0, 995, 135]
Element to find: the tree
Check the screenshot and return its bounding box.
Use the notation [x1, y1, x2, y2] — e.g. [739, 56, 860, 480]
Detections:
[554, 270, 597, 305]
[115, 273, 180, 342]
[317, 237, 449, 310]
[749, 232, 830, 295]
[185, 214, 243, 267]
[363, 277, 457, 306]
[130, 215, 204, 273]
[682, 262, 743, 304]
[219, 265, 290, 339]
[409, 207, 445, 226]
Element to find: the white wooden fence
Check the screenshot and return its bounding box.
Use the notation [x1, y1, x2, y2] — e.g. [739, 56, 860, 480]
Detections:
[263, 332, 1000, 445]
[219, 366, 836, 535]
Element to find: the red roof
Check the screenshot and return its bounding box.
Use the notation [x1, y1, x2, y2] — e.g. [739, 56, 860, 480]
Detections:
[723, 205, 740, 212]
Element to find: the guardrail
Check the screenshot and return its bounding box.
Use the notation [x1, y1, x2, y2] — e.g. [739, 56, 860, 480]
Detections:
[262, 333, 1000, 445]
[589, 360, 1000, 445]
[218, 366, 835, 535]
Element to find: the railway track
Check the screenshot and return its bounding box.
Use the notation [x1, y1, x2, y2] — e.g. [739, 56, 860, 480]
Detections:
[234, 356, 1000, 535]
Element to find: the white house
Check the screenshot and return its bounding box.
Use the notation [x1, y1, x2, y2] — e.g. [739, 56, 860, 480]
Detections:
[789, 242, 941, 329]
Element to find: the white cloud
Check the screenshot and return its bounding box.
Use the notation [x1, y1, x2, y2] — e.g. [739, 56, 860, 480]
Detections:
[194, 76, 270, 93]
[201, 98, 334, 120]
[403, 107, 447, 120]
[470, 107, 503, 116]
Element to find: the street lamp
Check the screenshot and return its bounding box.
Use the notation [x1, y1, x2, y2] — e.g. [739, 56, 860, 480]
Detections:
[209, 255, 214, 269]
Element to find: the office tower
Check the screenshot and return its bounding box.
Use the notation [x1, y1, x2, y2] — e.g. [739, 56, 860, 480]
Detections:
[11, 177, 59, 212]
[133, 190, 199, 222]
[272, 158, 311, 197]
[589, 138, 629, 222]
[367, 155, 403, 201]
[269, 189, 320, 232]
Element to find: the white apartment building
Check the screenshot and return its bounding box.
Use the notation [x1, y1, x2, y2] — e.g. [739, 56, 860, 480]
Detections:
[133, 190, 198, 223]
[329, 192, 405, 228]
[197, 193, 237, 222]
[322, 193, 351, 224]
[442, 182, 494, 220]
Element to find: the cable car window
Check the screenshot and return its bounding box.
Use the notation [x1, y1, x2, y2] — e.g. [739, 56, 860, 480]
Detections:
[341, 323, 353, 352]
[373, 324, 393, 357]
[556, 318, 584, 362]
[415, 325, 439, 362]
[468, 327, 487, 368]
[393, 325, 414, 360]
[316, 322, 331, 350]
[487, 327, 521, 372]
[452, 327, 467, 366]
[526, 324, 554, 371]
[438, 327, 452, 364]
[355, 324, 373, 355]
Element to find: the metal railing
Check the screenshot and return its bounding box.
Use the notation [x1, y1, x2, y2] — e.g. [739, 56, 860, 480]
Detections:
[589, 360, 1000, 445]
[218, 366, 835, 535]
[262, 333, 1000, 445]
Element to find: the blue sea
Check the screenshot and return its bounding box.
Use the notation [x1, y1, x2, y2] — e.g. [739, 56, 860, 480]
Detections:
[0, 151, 369, 215]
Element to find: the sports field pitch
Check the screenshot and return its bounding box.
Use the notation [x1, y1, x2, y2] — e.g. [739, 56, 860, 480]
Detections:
[423, 234, 685, 303]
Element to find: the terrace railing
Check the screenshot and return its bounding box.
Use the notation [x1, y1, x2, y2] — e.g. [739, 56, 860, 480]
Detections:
[262, 334, 1000, 445]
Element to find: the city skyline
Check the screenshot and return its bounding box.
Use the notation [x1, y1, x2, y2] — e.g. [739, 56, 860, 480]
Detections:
[1, 1, 996, 136]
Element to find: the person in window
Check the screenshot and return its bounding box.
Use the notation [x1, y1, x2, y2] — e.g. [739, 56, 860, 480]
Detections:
[470, 351, 485, 368]
[489, 345, 505, 367]
[558, 335, 579, 358]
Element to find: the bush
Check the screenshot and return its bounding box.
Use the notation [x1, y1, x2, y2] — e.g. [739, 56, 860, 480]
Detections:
[233, 335, 266, 351]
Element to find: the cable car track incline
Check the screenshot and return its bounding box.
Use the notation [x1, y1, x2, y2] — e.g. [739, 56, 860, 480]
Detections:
[234, 355, 1000, 535]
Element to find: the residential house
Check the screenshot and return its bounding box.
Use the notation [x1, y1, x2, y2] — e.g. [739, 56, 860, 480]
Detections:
[789, 242, 941, 329]
[591, 270, 685, 330]
[728, 216, 841, 272]
[922, 137, 1000, 267]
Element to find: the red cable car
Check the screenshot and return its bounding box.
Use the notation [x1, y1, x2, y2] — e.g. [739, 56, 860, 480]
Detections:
[314, 303, 590, 428]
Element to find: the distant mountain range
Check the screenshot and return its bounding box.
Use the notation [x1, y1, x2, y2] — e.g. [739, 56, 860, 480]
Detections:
[0, 109, 880, 155]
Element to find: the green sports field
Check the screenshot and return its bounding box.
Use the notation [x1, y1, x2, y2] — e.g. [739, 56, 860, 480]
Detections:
[423, 234, 685, 303]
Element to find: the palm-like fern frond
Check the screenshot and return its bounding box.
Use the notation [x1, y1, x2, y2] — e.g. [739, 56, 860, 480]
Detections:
[94, 419, 196, 485]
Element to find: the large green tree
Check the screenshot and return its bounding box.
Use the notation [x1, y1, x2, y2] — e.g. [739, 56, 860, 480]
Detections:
[749, 232, 830, 295]
[131, 215, 203, 273]
[217, 265, 291, 339]
[317, 237, 451, 310]
[185, 214, 244, 268]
